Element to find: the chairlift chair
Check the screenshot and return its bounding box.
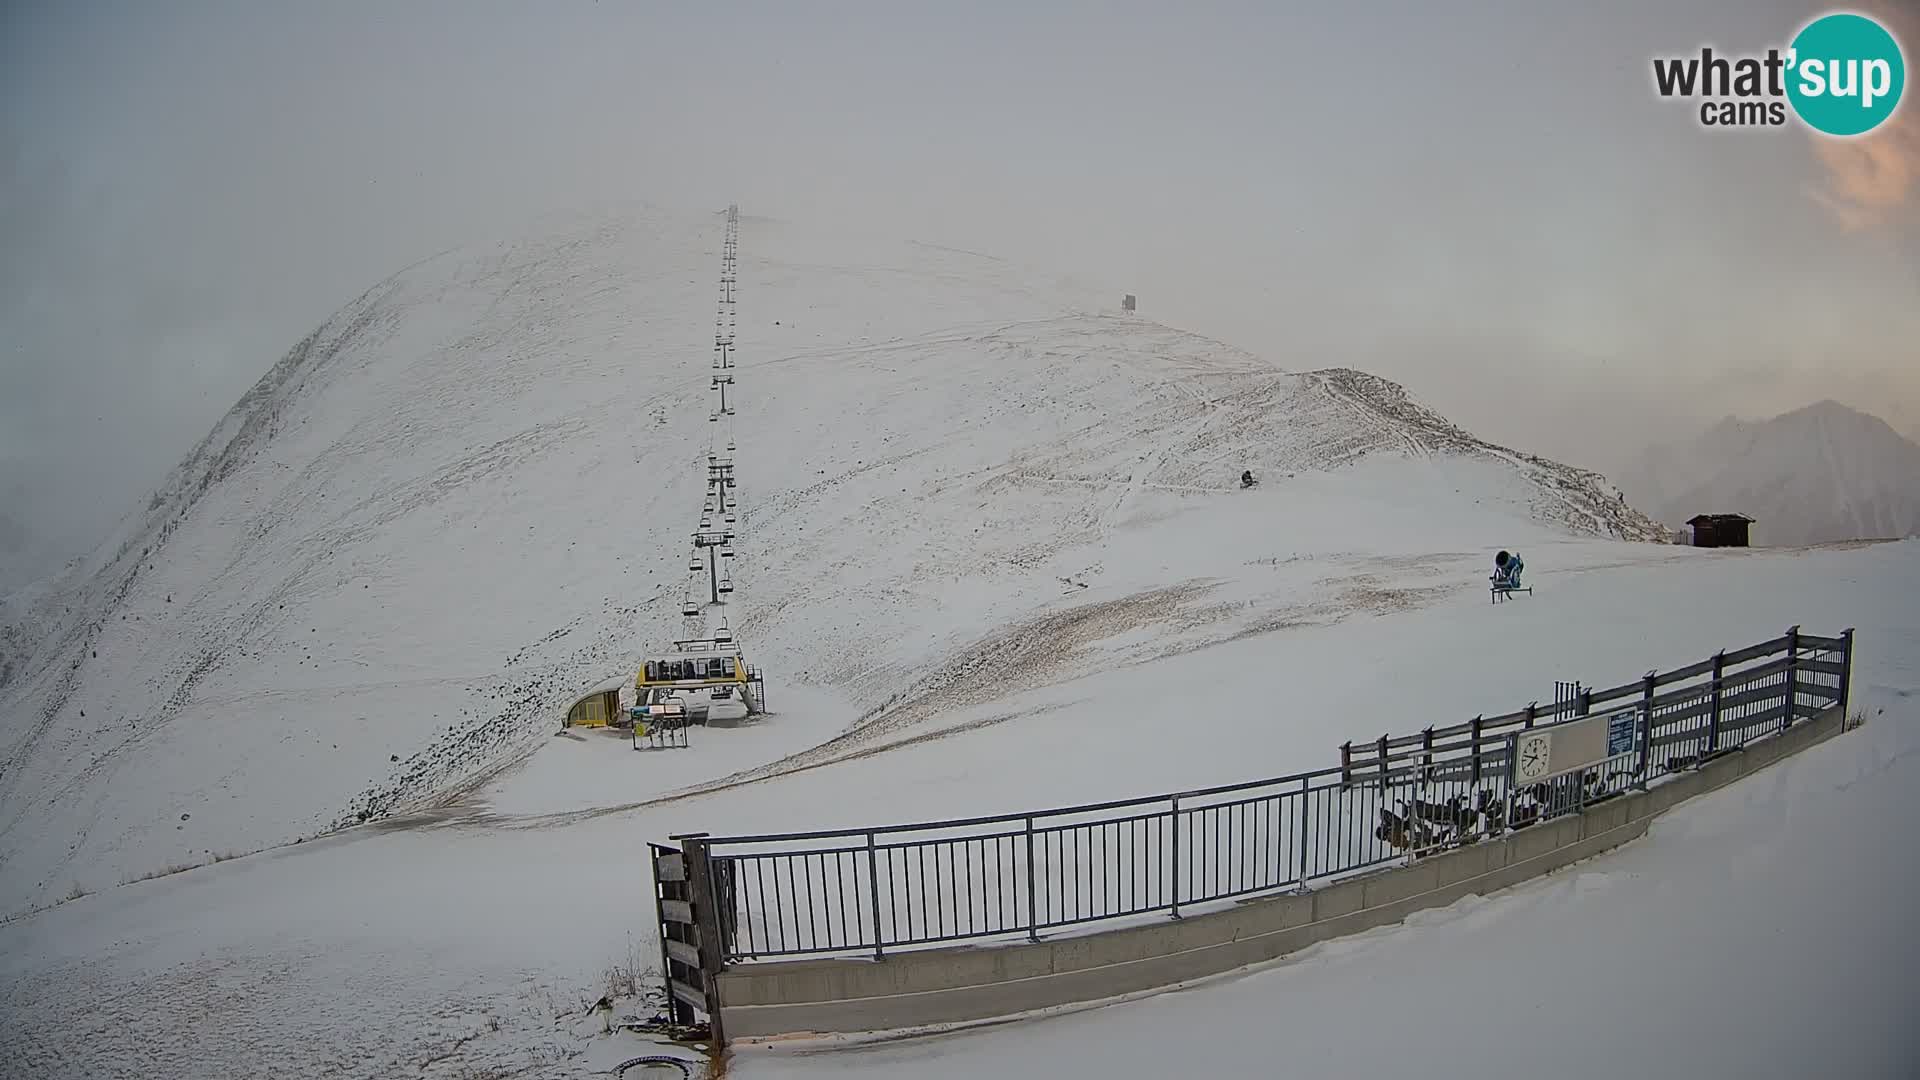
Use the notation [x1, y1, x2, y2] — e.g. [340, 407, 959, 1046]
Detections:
[718, 577, 734, 595]
[681, 600, 699, 617]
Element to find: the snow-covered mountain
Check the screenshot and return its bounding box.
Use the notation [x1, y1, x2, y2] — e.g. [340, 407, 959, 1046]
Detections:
[0, 204, 1666, 918]
[2, 202, 1914, 1080]
[1618, 400, 1920, 546]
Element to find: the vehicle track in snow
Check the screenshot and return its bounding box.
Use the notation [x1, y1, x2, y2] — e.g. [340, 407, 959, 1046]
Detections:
[386, 557, 1471, 834]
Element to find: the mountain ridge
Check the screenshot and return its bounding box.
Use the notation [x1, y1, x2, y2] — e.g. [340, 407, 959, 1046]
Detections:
[0, 207, 1666, 914]
[1618, 398, 1920, 546]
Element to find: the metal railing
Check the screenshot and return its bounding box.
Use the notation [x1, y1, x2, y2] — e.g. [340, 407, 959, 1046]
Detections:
[666, 627, 1852, 963]
[634, 715, 691, 751]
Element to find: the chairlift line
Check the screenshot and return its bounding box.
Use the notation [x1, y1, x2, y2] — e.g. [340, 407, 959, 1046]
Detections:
[637, 201, 765, 721]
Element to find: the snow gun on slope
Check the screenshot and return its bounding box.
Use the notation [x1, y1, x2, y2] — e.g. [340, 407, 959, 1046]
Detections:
[1491, 550, 1531, 603]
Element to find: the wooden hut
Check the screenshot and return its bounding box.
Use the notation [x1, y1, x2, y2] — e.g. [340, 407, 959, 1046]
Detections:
[1686, 513, 1754, 548]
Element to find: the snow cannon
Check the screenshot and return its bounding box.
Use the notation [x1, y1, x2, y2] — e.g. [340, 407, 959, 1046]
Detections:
[1490, 550, 1531, 603]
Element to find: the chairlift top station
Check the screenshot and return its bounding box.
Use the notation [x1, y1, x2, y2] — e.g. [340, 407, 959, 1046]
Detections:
[640, 203, 766, 719]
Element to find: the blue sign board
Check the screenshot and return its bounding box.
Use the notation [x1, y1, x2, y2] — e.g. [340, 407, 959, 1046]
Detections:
[1607, 709, 1637, 757]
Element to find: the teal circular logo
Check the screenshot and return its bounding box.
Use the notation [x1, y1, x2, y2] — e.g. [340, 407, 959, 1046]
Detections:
[1787, 12, 1906, 136]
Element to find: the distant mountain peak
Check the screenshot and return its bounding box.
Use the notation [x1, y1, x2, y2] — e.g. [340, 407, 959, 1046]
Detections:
[1617, 397, 1920, 546]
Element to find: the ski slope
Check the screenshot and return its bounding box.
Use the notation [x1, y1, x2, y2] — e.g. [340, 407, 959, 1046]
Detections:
[4, 537, 1913, 1080]
[731, 651, 1920, 1080]
[0, 205, 1657, 917]
[4, 203, 1912, 1078]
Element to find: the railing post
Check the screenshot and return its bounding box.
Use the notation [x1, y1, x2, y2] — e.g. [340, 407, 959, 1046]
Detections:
[1502, 732, 1518, 827]
[1024, 817, 1039, 941]
[1420, 727, 1435, 785]
[648, 844, 681, 1024]
[1575, 688, 1594, 809]
[1294, 775, 1311, 892]
[675, 832, 728, 1048]
[1637, 670, 1656, 788]
[1340, 741, 1352, 789]
[1782, 625, 1800, 731]
[1840, 628, 1855, 728]
[1706, 651, 1726, 756]
[1169, 796, 1182, 919]
[1520, 704, 1536, 807]
[866, 831, 884, 960]
[1469, 716, 1483, 785]
[1375, 734, 1389, 791]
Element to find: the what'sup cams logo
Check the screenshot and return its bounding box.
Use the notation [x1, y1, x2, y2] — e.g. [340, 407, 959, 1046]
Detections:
[1653, 10, 1906, 135]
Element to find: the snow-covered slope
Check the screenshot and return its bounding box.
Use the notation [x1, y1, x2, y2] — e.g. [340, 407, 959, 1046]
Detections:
[732, 653, 1920, 1080]
[1619, 400, 1920, 546]
[0, 205, 1665, 918]
[4, 536, 1912, 1080]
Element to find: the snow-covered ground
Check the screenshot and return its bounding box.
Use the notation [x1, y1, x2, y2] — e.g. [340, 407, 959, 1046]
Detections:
[0, 205, 1657, 917]
[732, 673, 1920, 1080]
[2, 205, 1914, 1078]
[4, 538, 1913, 1079]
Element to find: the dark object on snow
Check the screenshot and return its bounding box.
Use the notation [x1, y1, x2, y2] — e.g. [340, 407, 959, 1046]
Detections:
[1492, 550, 1524, 583]
[1240, 470, 1257, 489]
[610, 1054, 694, 1078]
[1491, 550, 1531, 602]
[1686, 513, 1753, 547]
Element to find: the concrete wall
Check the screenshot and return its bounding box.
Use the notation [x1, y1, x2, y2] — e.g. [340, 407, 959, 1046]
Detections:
[717, 703, 1847, 1041]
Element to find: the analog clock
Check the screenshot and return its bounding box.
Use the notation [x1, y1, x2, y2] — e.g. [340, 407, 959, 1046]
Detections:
[1516, 732, 1552, 781]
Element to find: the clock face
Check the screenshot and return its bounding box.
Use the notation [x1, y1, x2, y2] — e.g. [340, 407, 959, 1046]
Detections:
[1517, 733, 1552, 780]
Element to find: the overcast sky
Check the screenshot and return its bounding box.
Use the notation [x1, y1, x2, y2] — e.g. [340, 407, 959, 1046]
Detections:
[4, 0, 1917, 581]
